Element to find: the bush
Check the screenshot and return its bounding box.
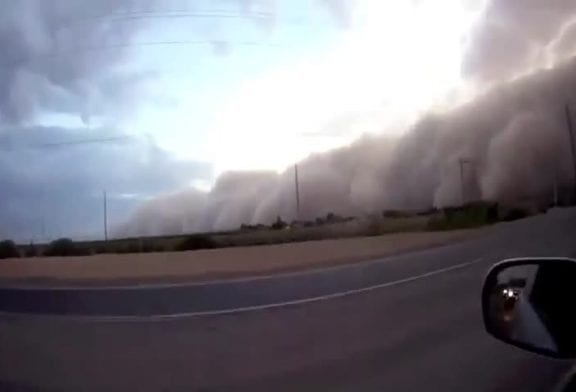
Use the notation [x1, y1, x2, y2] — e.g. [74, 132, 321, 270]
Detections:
[366, 217, 382, 236]
[122, 243, 142, 254]
[501, 207, 528, 222]
[93, 246, 109, 254]
[141, 243, 165, 253]
[427, 202, 499, 230]
[271, 216, 288, 230]
[365, 216, 428, 236]
[44, 238, 85, 257]
[175, 234, 217, 251]
[240, 224, 253, 231]
[382, 210, 409, 218]
[0, 240, 19, 259]
[24, 243, 37, 258]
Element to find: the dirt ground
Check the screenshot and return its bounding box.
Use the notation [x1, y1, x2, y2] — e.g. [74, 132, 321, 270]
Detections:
[0, 229, 483, 285]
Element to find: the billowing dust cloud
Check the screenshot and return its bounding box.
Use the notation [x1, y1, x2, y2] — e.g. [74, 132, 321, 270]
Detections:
[118, 0, 576, 237]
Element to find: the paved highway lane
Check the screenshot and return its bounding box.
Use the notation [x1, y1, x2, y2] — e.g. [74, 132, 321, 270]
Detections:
[0, 244, 484, 316]
[0, 208, 575, 391]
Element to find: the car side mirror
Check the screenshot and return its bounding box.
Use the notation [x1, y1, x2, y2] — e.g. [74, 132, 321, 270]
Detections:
[482, 258, 576, 359]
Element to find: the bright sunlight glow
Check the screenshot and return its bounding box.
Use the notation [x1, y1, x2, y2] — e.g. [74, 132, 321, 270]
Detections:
[206, 0, 486, 174]
[128, 0, 489, 178]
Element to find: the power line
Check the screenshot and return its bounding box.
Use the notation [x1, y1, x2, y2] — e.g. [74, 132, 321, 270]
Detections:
[0, 135, 135, 151]
[0, 39, 285, 71]
[33, 135, 134, 148]
[57, 10, 282, 30]
[59, 39, 283, 53]
[0, 8, 301, 70]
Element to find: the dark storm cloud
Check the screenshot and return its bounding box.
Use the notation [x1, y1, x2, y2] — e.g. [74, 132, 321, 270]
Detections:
[0, 126, 212, 241]
[0, 0, 155, 124]
[0, 0, 214, 241]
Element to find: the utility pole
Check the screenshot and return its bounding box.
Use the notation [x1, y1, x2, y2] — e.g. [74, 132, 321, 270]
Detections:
[553, 169, 559, 207]
[294, 164, 301, 220]
[458, 158, 469, 205]
[40, 216, 46, 242]
[103, 190, 108, 242]
[39, 193, 46, 243]
[564, 105, 576, 203]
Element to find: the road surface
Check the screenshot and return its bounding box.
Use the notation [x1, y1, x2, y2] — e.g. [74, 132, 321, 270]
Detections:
[1, 208, 576, 391]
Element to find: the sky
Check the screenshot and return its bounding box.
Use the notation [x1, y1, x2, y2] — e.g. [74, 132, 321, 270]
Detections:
[126, 0, 481, 174]
[3, 0, 576, 241]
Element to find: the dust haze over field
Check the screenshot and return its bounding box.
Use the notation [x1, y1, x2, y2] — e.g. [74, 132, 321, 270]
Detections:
[119, 0, 576, 236]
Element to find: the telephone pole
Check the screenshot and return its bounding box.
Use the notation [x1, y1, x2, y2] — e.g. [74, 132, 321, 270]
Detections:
[294, 164, 301, 220]
[553, 175, 559, 206]
[40, 216, 46, 242]
[458, 158, 469, 205]
[564, 105, 576, 203]
[103, 190, 108, 241]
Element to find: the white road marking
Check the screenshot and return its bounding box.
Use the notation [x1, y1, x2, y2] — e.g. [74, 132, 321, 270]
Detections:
[0, 257, 484, 322]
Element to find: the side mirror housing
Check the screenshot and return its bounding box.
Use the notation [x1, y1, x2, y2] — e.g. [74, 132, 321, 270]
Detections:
[482, 258, 576, 359]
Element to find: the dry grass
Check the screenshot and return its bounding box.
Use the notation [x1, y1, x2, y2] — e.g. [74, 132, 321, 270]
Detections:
[0, 228, 483, 285]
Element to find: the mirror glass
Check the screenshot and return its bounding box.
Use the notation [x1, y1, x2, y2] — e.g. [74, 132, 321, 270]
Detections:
[484, 259, 576, 358]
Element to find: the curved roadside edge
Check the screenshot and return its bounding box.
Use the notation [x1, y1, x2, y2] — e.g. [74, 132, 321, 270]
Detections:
[0, 257, 484, 322]
[0, 229, 487, 287]
[0, 230, 487, 289]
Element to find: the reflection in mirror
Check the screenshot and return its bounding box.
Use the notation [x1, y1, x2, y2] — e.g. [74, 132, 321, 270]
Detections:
[484, 259, 576, 358]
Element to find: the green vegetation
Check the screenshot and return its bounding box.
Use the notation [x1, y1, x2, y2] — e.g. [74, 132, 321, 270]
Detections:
[500, 207, 529, 222]
[0, 240, 19, 259]
[311, 212, 353, 226]
[382, 209, 414, 219]
[24, 242, 38, 258]
[367, 215, 429, 236]
[44, 238, 87, 257]
[271, 216, 288, 230]
[176, 234, 217, 251]
[8, 202, 538, 259]
[428, 202, 502, 230]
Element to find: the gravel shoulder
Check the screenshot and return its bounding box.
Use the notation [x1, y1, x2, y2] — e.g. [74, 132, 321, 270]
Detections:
[0, 229, 484, 286]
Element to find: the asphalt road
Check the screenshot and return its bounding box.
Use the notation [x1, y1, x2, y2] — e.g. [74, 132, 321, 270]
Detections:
[1, 208, 576, 391]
